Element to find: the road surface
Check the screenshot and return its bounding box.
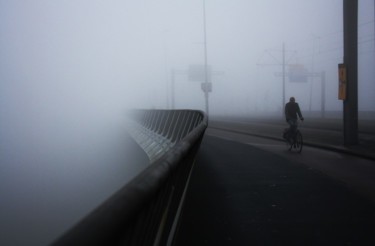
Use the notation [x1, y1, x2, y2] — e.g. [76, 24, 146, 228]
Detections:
[174, 127, 375, 245]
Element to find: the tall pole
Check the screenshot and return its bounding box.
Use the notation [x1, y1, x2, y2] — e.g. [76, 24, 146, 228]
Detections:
[321, 71, 326, 118]
[171, 69, 175, 109]
[343, 0, 358, 145]
[203, 0, 209, 116]
[282, 42, 286, 117]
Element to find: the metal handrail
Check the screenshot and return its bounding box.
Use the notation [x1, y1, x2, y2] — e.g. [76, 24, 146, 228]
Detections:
[52, 109, 207, 246]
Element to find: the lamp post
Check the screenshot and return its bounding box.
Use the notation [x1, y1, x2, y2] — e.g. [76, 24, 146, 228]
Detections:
[202, 0, 209, 116]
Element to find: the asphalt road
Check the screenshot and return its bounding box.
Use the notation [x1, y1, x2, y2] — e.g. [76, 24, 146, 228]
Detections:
[174, 130, 375, 245]
[208, 117, 375, 160]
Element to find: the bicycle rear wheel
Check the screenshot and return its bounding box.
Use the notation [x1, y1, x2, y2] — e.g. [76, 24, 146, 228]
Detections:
[294, 130, 303, 153]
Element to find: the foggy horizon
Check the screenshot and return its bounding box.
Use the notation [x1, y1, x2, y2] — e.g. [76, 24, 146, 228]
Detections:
[1, 1, 374, 118]
[0, 1, 374, 245]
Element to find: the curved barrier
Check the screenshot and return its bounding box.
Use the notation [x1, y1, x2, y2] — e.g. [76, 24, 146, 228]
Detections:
[53, 109, 207, 246]
[126, 110, 205, 163]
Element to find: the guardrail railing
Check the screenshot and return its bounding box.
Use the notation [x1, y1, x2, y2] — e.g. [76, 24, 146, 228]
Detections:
[53, 109, 207, 246]
[126, 110, 205, 163]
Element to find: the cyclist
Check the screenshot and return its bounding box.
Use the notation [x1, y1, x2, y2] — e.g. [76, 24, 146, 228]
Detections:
[284, 97, 304, 142]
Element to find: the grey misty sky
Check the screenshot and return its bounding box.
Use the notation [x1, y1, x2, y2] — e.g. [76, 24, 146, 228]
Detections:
[0, 2, 373, 245]
[0, 0, 373, 115]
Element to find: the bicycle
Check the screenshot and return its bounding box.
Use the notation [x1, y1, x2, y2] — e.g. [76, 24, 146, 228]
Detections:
[283, 121, 303, 153]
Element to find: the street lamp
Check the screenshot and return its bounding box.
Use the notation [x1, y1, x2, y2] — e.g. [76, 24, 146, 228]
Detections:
[202, 0, 210, 116]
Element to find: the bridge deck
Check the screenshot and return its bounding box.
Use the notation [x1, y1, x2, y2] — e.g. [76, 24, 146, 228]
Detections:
[174, 133, 375, 245]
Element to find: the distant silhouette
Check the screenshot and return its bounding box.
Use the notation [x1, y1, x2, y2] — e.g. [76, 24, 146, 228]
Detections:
[284, 97, 304, 140]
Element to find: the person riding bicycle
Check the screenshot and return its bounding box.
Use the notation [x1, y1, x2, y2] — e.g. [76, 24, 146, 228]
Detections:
[284, 97, 304, 142]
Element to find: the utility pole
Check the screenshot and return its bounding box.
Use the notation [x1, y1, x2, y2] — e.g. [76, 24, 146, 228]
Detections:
[281, 43, 285, 116]
[171, 69, 175, 109]
[202, 0, 209, 116]
[343, 0, 358, 145]
[304, 71, 327, 118]
[309, 36, 319, 112]
[282, 43, 286, 117]
[260, 44, 327, 118]
[170, 69, 188, 109]
[257, 42, 296, 118]
[321, 71, 326, 118]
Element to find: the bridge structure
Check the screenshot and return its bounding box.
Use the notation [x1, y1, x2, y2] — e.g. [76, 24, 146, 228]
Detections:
[52, 109, 208, 245]
[50, 109, 375, 245]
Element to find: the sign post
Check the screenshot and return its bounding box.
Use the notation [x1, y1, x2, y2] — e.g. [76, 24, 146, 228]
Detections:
[338, 63, 347, 100]
[343, 0, 358, 145]
[188, 64, 213, 114]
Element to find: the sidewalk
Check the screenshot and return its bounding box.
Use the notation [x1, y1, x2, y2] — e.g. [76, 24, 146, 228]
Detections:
[208, 117, 375, 161]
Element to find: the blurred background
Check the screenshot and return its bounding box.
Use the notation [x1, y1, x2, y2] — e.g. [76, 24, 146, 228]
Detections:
[0, 1, 374, 245]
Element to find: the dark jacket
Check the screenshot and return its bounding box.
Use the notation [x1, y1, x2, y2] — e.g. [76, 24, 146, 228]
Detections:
[285, 102, 303, 121]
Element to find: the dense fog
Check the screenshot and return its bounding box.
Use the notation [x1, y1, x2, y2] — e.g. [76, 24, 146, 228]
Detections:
[1, 1, 374, 117]
[0, 0, 374, 245]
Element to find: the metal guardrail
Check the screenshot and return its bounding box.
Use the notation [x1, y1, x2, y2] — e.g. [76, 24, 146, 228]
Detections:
[53, 109, 208, 246]
[126, 110, 205, 163]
